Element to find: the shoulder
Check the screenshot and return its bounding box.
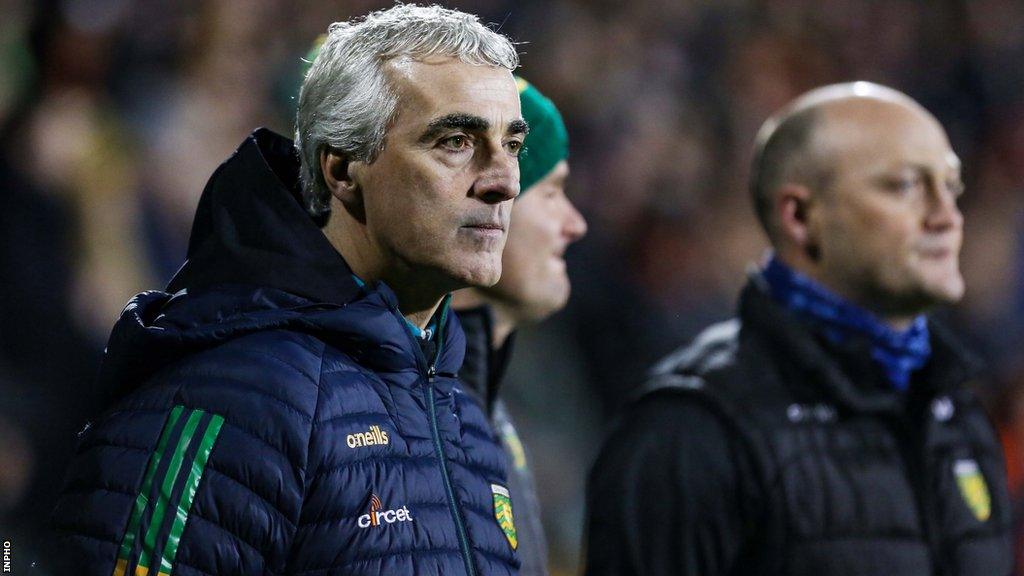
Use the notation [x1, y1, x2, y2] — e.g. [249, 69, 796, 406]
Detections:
[649, 319, 742, 378]
[187, 328, 328, 383]
[598, 389, 740, 471]
[592, 386, 755, 506]
[592, 317, 777, 487]
[641, 318, 773, 408]
[93, 329, 333, 470]
[146, 329, 326, 422]
[640, 315, 791, 424]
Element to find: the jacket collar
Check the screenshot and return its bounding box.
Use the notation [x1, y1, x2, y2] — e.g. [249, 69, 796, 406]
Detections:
[456, 305, 516, 414]
[740, 275, 983, 415]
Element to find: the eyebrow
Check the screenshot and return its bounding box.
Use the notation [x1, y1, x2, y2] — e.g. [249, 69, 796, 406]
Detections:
[508, 119, 529, 136]
[888, 161, 962, 178]
[419, 113, 529, 142]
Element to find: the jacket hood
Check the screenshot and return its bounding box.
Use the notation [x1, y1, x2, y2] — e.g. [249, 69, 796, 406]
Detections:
[166, 128, 360, 305]
[98, 129, 465, 398]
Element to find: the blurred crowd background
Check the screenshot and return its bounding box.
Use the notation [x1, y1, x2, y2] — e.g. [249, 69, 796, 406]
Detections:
[2, 0, 1024, 573]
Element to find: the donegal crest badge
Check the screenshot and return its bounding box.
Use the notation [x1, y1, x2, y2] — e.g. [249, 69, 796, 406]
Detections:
[491, 483, 518, 550]
[954, 459, 991, 522]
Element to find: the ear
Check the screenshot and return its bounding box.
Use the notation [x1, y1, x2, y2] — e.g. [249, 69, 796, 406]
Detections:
[320, 147, 366, 223]
[775, 183, 820, 260]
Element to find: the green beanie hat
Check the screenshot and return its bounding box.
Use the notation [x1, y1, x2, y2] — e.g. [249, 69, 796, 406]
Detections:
[302, 35, 325, 76]
[516, 77, 569, 194]
[299, 40, 568, 194]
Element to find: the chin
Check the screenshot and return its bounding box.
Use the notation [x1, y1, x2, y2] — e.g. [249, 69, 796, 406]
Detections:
[525, 283, 571, 322]
[550, 280, 571, 310]
[449, 257, 503, 289]
[928, 277, 966, 304]
[517, 297, 565, 324]
[892, 279, 964, 313]
[918, 263, 966, 305]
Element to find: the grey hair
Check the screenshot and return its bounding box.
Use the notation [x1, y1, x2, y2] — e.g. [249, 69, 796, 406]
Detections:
[295, 4, 520, 221]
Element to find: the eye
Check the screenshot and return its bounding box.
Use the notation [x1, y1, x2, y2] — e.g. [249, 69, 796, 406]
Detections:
[896, 177, 921, 192]
[886, 174, 924, 197]
[505, 139, 525, 156]
[439, 134, 471, 152]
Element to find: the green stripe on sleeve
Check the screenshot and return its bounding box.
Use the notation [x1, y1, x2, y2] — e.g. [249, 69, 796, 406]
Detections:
[115, 405, 185, 568]
[136, 409, 204, 570]
[158, 413, 225, 574]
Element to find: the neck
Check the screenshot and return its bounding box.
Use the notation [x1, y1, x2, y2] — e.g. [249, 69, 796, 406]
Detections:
[488, 303, 517, 348]
[323, 208, 445, 330]
[451, 288, 519, 348]
[397, 288, 444, 329]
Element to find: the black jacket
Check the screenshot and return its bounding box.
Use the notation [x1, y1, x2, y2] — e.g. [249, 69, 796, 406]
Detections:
[459, 306, 549, 576]
[584, 278, 1013, 576]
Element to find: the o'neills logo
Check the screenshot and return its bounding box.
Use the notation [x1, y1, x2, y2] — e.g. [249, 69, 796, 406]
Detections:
[358, 494, 413, 528]
[346, 425, 389, 449]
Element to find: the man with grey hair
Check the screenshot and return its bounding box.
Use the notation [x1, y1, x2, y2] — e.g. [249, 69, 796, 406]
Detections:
[52, 5, 527, 575]
[585, 82, 1013, 575]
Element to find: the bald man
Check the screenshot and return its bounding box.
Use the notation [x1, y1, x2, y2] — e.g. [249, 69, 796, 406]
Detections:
[584, 83, 1013, 576]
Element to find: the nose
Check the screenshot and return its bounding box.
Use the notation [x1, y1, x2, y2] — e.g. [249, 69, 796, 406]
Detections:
[924, 185, 963, 233]
[563, 197, 588, 243]
[472, 147, 519, 204]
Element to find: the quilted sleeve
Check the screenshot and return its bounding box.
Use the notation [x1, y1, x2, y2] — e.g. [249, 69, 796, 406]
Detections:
[50, 331, 324, 576]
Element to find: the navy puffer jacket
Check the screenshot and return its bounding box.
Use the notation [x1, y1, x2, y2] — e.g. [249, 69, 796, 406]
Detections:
[51, 129, 520, 575]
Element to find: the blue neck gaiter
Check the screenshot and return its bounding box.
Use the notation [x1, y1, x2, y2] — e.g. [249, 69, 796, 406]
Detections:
[761, 256, 931, 391]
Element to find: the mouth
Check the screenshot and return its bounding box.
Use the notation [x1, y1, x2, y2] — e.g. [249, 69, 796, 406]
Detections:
[460, 222, 506, 239]
[918, 246, 956, 260]
[463, 222, 505, 230]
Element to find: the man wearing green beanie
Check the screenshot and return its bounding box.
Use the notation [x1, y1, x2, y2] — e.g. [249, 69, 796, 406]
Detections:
[453, 77, 588, 576]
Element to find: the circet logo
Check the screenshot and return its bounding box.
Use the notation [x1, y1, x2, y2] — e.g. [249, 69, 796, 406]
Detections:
[358, 493, 414, 529]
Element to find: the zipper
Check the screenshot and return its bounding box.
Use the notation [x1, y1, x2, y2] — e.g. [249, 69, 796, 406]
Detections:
[407, 296, 477, 576]
[426, 369, 477, 576]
